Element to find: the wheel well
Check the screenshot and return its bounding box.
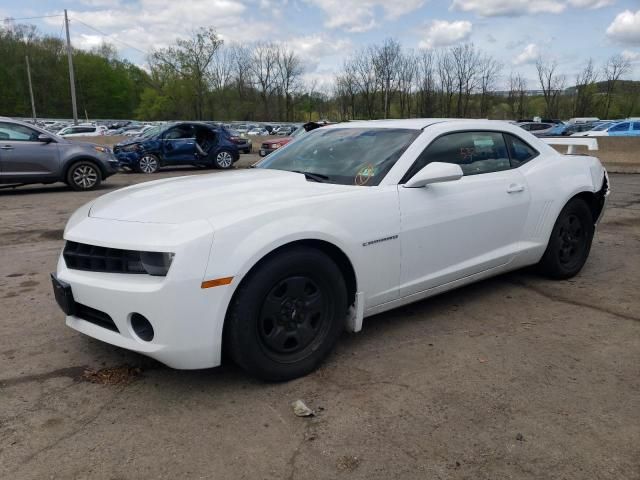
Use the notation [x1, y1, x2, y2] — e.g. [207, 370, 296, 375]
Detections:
[574, 177, 607, 223]
[64, 158, 105, 180]
[236, 240, 357, 308]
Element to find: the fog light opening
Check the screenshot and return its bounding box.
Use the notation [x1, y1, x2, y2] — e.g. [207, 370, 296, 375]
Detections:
[131, 313, 154, 342]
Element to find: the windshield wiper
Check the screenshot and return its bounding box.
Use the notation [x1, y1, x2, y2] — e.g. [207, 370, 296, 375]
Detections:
[291, 170, 330, 183]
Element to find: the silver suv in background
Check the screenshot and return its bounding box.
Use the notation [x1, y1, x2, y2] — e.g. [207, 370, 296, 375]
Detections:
[0, 118, 119, 191]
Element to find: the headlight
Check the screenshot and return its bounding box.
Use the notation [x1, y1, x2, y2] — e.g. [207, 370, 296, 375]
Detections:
[139, 252, 175, 276]
[93, 145, 111, 154]
[271, 143, 281, 149]
[122, 144, 142, 152]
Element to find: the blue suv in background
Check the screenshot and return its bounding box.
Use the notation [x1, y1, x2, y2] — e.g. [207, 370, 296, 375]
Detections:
[114, 122, 240, 173]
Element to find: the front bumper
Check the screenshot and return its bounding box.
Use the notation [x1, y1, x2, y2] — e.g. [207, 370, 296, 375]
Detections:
[115, 150, 142, 167]
[54, 216, 231, 369]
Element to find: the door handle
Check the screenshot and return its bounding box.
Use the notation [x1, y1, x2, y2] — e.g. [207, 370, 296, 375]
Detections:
[0, 145, 14, 150]
[507, 183, 525, 194]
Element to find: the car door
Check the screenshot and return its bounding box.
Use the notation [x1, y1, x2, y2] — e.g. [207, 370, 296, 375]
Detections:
[161, 125, 197, 163]
[608, 122, 630, 137]
[397, 131, 531, 297]
[0, 121, 60, 182]
[631, 122, 640, 136]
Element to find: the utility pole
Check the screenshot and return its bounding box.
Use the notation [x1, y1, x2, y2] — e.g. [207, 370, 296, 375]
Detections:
[64, 9, 78, 125]
[25, 55, 37, 123]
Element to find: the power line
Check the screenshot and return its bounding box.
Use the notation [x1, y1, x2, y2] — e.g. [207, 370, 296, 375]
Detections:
[2, 14, 63, 22]
[69, 17, 150, 57]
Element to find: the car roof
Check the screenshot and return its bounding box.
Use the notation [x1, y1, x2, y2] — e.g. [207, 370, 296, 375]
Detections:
[326, 118, 530, 131]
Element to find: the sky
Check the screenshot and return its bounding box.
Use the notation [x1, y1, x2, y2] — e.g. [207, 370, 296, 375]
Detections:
[2, 0, 640, 89]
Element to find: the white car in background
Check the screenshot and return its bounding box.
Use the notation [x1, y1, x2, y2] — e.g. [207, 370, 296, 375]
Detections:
[57, 125, 107, 137]
[52, 119, 608, 381]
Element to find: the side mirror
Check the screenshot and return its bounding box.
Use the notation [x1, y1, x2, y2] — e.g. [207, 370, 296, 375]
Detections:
[403, 162, 463, 188]
[38, 134, 53, 143]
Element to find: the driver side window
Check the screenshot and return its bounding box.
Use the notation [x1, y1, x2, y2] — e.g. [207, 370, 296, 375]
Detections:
[0, 122, 39, 141]
[403, 131, 511, 182]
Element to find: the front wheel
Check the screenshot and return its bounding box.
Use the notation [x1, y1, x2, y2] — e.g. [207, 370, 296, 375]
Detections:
[66, 161, 101, 191]
[224, 247, 347, 381]
[537, 198, 594, 279]
[214, 150, 234, 169]
[136, 154, 160, 174]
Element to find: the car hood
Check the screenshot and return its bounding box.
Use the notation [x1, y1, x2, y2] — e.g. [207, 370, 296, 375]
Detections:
[88, 169, 354, 225]
[115, 137, 146, 147]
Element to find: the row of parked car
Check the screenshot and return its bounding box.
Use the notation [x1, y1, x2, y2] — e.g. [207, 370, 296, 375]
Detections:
[516, 118, 640, 137]
[0, 118, 265, 191]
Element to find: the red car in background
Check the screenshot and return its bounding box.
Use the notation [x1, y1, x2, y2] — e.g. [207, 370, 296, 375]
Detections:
[259, 122, 327, 157]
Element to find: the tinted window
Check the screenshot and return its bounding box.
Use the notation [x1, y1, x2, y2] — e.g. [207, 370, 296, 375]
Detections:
[0, 122, 39, 141]
[609, 122, 629, 132]
[505, 134, 538, 167]
[404, 131, 510, 180]
[257, 128, 419, 186]
[633, 122, 640, 131]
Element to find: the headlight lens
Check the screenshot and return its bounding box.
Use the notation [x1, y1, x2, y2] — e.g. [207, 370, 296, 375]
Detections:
[122, 144, 142, 152]
[139, 252, 175, 276]
[93, 145, 111, 154]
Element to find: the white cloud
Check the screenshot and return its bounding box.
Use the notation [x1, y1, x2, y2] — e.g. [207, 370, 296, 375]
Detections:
[622, 49, 640, 62]
[607, 9, 640, 45]
[419, 20, 472, 48]
[567, 0, 615, 8]
[306, 0, 424, 32]
[45, 0, 274, 53]
[451, 0, 565, 17]
[513, 43, 539, 65]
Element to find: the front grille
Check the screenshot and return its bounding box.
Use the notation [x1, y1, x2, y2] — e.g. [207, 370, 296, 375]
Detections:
[75, 302, 119, 332]
[63, 241, 145, 274]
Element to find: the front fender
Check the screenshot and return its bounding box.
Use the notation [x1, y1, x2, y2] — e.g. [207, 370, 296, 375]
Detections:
[204, 215, 361, 292]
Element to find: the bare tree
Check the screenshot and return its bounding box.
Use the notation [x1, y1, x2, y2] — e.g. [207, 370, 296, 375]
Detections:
[451, 44, 480, 117]
[536, 58, 565, 118]
[437, 49, 456, 117]
[350, 47, 379, 119]
[276, 46, 304, 122]
[373, 38, 401, 118]
[602, 54, 631, 118]
[249, 42, 279, 119]
[478, 55, 501, 118]
[416, 50, 437, 117]
[572, 58, 598, 118]
[507, 72, 528, 120]
[397, 50, 417, 117]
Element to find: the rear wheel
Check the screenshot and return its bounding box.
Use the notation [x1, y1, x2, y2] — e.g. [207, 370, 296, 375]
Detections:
[224, 247, 347, 381]
[537, 198, 594, 279]
[214, 150, 234, 169]
[136, 154, 160, 174]
[66, 161, 101, 191]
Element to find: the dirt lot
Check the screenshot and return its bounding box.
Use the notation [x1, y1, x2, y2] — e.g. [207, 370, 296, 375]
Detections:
[0, 168, 638, 480]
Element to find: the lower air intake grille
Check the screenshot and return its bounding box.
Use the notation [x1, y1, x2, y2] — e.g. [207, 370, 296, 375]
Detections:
[76, 303, 119, 332]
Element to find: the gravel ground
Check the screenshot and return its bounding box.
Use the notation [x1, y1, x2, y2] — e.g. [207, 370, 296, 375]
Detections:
[0, 167, 638, 480]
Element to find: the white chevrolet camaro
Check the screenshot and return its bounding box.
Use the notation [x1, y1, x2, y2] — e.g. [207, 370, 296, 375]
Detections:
[52, 119, 609, 381]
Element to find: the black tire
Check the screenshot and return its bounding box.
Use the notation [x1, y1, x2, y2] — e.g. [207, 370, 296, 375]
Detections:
[214, 150, 234, 169]
[66, 161, 102, 191]
[224, 247, 347, 381]
[135, 154, 160, 174]
[243, 147, 251, 154]
[537, 198, 594, 279]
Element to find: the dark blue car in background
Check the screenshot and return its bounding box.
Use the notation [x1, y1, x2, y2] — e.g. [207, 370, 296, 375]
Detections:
[114, 122, 240, 173]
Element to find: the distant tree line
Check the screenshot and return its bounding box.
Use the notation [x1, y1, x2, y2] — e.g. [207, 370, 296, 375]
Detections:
[1, 21, 639, 122]
[0, 22, 147, 119]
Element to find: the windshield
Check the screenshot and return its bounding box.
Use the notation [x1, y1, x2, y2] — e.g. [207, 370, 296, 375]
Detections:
[592, 122, 613, 131]
[141, 125, 162, 138]
[256, 127, 420, 186]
